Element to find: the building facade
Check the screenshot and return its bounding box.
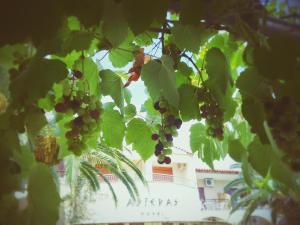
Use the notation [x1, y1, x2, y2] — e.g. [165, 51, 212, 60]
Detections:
[59, 151, 271, 225]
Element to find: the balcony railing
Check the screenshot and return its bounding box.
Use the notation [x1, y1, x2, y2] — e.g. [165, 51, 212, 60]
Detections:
[152, 173, 174, 182]
[200, 199, 231, 211]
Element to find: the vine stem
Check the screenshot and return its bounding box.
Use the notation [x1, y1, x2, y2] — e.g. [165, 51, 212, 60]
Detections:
[181, 52, 205, 84]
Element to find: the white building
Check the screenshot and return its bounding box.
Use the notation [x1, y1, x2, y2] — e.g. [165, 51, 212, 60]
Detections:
[59, 150, 271, 225]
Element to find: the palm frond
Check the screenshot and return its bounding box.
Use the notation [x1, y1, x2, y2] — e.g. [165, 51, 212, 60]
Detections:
[80, 161, 100, 191]
[224, 177, 245, 193]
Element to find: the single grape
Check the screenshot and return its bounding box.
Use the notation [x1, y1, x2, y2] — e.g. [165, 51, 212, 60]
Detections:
[89, 109, 100, 120]
[159, 108, 167, 114]
[73, 116, 84, 127]
[55, 102, 67, 113]
[155, 142, 164, 151]
[65, 129, 80, 139]
[213, 127, 223, 137]
[174, 118, 182, 129]
[164, 156, 171, 164]
[154, 101, 160, 110]
[165, 133, 173, 142]
[151, 133, 159, 140]
[154, 148, 162, 156]
[73, 70, 83, 79]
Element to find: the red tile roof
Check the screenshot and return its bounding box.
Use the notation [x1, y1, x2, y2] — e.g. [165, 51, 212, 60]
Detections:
[196, 168, 240, 174]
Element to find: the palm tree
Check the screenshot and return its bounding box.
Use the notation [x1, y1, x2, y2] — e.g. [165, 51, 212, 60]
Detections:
[224, 163, 271, 224]
[62, 144, 146, 223]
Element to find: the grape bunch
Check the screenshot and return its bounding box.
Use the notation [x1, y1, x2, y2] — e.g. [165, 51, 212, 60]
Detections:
[151, 99, 182, 164]
[197, 87, 224, 140]
[54, 70, 101, 156]
[263, 96, 300, 171]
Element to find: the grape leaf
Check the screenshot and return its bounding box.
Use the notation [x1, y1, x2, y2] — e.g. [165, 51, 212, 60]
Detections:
[10, 58, 68, 105]
[205, 47, 232, 94]
[122, 0, 168, 35]
[61, 30, 94, 54]
[141, 56, 179, 107]
[102, 0, 128, 47]
[124, 104, 136, 120]
[25, 107, 47, 137]
[27, 163, 61, 225]
[99, 69, 123, 110]
[241, 97, 268, 144]
[228, 139, 247, 162]
[74, 58, 99, 96]
[178, 84, 200, 121]
[190, 123, 222, 169]
[172, 24, 211, 53]
[248, 137, 272, 177]
[109, 42, 138, 68]
[190, 123, 206, 153]
[126, 118, 156, 160]
[101, 109, 125, 149]
[236, 67, 268, 99]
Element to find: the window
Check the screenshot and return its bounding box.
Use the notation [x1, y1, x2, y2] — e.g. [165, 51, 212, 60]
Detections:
[152, 166, 173, 182]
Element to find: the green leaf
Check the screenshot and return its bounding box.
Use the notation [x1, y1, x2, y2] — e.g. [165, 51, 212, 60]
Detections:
[10, 58, 68, 105]
[102, 0, 128, 47]
[190, 123, 222, 169]
[124, 104, 136, 120]
[74, 58, 99, 96]
[25, 107, 47, 137]
[141, 56, 179, 107]
[124, 88, 132, 105]
[27, 163, 61, 225]
[241, 154, 253, 188]
[236, 67, 268, 99]
[190, 123, 206, 153]
[109, 42, 138, 68]
[100, 69, 123, 110]
[248, 137, 271, 177]
[178, 84, 200, 121]
[101, 109, 125, 148]
[122, 0, 168, 35]
[62, 31, 94, 54]
[172, 24, 211, 53]
[126, 118, 156, 160]
[13, 145, 35, 178]
[241, 97, 268, 144]
[228, 139, 246, 162]
[205, 47, 232, 94]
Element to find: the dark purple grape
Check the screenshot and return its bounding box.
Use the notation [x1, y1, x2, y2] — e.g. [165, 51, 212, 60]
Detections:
[90, 109, 101, 120]
[55, 102, 67, 113]
[65, 128, 80, 139]
[164, 156, 171, 164]
[201, 111, 209, 118]
[155, 142, 164, 151]
[154, 148, 162, 156]
[165, 133, 173, 142]
[159, 108, 167, 114]
[73, 70, 83, 79]
[174, 118, 182, 129]
[154, 101, 160, 110]
[73, 116, 84, 127]
[213, 127, 223, 137]
[151, 133, 159, 140]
